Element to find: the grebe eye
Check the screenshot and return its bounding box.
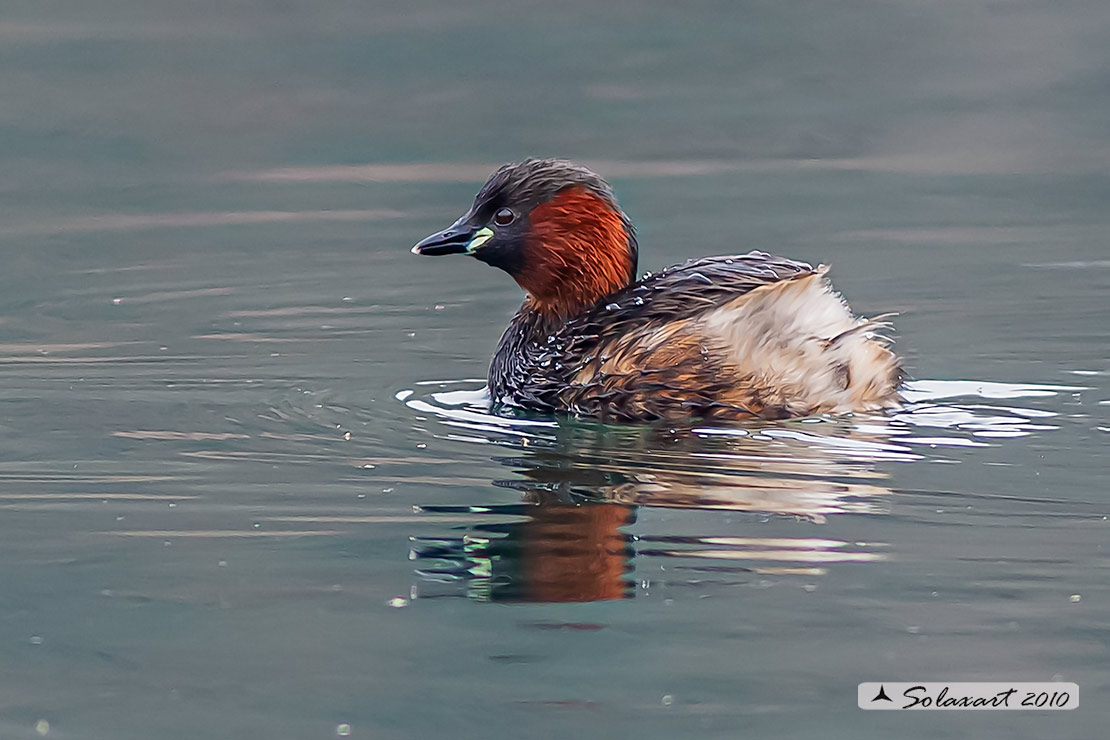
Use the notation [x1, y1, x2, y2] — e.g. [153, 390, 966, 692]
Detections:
[493, 208, 515, 226]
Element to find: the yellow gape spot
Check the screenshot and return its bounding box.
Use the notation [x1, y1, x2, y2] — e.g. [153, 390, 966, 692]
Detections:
[466, 227, 494, 253]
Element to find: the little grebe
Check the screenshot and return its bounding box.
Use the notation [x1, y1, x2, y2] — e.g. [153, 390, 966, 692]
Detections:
[412, 158, 902, 421]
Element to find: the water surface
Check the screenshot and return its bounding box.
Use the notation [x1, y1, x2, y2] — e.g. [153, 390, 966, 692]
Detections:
[1, 2, 1108, 738]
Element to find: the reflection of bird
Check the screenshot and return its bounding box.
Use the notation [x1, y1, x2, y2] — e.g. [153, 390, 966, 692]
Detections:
[413, 492, 637, 604]
[477, 499, 636, 603]
[413, 158, 902, 421]
[486, 410, 899, 517]
[411, 422, 890, 603]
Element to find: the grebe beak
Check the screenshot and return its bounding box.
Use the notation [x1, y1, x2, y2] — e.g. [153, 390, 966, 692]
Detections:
[411, 221, 494, 256]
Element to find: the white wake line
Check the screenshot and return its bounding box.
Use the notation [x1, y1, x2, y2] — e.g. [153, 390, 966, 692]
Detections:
[901, 379, 1086, 403]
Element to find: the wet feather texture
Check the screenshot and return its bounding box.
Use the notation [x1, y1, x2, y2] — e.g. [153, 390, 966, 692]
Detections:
[489, 253, 902, 421]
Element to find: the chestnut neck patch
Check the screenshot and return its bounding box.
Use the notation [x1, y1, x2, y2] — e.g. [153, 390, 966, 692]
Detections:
[516, 187, 637, 320]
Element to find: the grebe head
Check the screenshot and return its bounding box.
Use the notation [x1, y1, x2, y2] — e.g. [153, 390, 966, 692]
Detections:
[412, 158, 638, 319]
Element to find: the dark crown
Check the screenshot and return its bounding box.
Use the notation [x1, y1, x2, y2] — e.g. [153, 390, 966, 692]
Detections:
[476, 158, 620, 211]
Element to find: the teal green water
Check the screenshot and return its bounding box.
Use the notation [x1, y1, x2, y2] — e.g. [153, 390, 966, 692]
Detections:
[1, 2, 1108, 738]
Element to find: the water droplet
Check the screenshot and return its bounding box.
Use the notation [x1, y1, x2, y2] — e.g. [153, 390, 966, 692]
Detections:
[433, 304, 445, 311]
[343, 432, 352, 441]
[387, 597, 408, 608]
[416, 443, 426, 449]
[342, 296, 353, 302]
[218, 561, 228, 567]
[661, 695, 674, 706]
[111, 297, 122, 305]
[605, 303, 620, 311]
[35, 719, 50, 736]
[336, 723, 352, 737]
[29, 635, 43, 645]
[1070, 594, 1082, 603]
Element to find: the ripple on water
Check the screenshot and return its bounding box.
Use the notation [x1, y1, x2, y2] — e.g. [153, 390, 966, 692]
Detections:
[395, 378, 1091, 603]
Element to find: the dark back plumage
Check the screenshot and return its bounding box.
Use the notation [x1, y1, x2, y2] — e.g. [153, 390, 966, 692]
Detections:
[489, 252, 816, 419]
